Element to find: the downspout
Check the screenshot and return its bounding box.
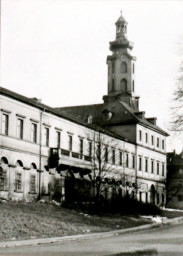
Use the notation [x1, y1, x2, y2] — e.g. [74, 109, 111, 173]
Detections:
[38, 108, 45, 200]
[135, 144, 138, 199]
[123, 139, 127, 195]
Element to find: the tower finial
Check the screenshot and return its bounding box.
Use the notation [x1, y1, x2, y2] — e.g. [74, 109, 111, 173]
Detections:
[120, 10, 122, 16]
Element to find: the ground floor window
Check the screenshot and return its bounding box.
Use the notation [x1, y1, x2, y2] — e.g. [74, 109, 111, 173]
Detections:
[177, 194, 183, 201]
[54, 179, 60, 194]
[162, 194, 165, 205]
[15, 173, 22, 191]
[0, 169, 7, 191]
[139, 192, 142, 202]
[30, 175, 36, 193]
[145, 192, 148, 203]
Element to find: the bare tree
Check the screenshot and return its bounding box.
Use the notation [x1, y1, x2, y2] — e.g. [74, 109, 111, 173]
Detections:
[171, 62, 183, 131]
[165, 179, 182, 206]
[87, 131, 136, 204]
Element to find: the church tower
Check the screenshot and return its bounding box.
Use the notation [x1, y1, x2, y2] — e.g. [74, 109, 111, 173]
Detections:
[103, 12, 139, 110]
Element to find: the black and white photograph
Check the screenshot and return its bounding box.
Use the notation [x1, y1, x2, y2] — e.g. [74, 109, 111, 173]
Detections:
[0, 0, 183, 255]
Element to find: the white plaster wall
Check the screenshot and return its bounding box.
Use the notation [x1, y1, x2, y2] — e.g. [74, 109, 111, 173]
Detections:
[0, 94, 166, 204]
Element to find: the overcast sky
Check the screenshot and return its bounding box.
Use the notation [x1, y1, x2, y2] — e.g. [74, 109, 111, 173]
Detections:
[1, 0, 183, 152]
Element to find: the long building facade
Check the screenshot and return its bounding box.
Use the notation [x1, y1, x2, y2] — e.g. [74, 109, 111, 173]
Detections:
[0, 13, 168, 205]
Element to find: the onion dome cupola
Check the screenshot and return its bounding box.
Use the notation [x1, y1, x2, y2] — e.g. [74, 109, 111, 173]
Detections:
[115, 11, 128, 41]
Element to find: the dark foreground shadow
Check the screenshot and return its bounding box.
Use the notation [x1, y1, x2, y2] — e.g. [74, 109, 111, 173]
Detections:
[107, 249, 158, 256]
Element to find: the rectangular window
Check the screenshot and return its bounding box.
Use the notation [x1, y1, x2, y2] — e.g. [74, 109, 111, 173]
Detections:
[15, 173, 22, 191]
[17, 118, 23, 139]
[88, 141, 92, 157]
[126, 153, 129, 168]
[69, 135, 72, 151]
[151, 135, 154, 146]
[162, 163, 165, 176]
[157, 138, 160, 148]
[145, 158, 148, 172]
[56, 131, 61, 148]
[145, 133, 148, 143]
[105, 147, 108, 163]
[43, 127, 49, 146]
[162, 140, 165, 150]
[79, 138, 83, 157]
[145, 192, 148, 203]
[178, 195, 183, 201]
[139, 130, 142, 141]
[139, 156, 142, 171]
[112, 149, 115, 164]
[0, 170, 7, 191]
[132, 155, 135, 169]
[2, 114, 9, 135]
[31, 123, 37, 143]
[139, 192, 142, 202]
[54, 179, 60, 193]
[96, 144, 100, 158]
[157, 162, 159, 175]
[30, 175, 36, 193]
[119, 151, 122, 166]
[151, 160, 154, 174]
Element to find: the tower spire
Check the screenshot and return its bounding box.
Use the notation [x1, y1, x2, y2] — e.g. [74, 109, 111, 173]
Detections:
[103, 13, 139, 110]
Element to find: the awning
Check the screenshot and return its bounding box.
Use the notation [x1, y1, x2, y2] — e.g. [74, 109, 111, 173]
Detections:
[57, 163, 91, 176]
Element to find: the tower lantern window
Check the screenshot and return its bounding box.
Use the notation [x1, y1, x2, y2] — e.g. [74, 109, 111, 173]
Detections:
[112, 79, 115, 92]
[120, 79, 127, 91]
[121, 62, 127, 73]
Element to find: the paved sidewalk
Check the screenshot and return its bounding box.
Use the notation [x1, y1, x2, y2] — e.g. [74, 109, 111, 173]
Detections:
[1, 216, 183, 249]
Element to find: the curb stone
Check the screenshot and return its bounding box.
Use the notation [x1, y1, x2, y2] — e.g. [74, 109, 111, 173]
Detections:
[1, 216, 183, 248]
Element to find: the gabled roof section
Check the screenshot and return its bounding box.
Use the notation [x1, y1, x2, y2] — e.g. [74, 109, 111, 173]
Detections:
[118, 101, 169, 136]
[56, 101, 137, 126]
[0, 87, 127, 142]
[57, 99, 169, 136]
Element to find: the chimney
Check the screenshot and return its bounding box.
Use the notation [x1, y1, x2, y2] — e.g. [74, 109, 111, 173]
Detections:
[134, 111, 145, 119]
[146, 117, 157, 125]
[31, 97, 42, 103]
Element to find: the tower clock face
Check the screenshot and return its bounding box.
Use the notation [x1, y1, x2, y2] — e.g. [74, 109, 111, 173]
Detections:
[120, 56, 126, 61]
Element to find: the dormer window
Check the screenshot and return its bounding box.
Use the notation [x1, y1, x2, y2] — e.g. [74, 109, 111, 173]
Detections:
[87, 115, 93, 124]
[102, 110, 113, 120]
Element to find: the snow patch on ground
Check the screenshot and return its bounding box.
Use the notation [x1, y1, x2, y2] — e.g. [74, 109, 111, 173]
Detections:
[141, 215, 167, 223]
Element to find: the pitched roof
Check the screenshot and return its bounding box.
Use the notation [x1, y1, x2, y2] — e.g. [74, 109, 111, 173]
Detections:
[57, 100, 169, 136]
[0, 87, 128, 142]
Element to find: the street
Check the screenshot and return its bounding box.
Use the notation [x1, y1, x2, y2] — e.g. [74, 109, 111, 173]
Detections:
[0, 223, 183, 256]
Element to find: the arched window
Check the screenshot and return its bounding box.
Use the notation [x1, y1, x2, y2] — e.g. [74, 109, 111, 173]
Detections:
[0, 157, 8, 191]
[15, 160, 23, 192]
[16, 160, 23, 168]
[133, 63, 135, 74]
[30, 163, 37, 170]
[111, 79, 115, 92]
[112, 62, 115, 73]
[132, 80, 135, 92]
[121, 62, 127, 73]
[1, 157, 8, 165]
[120, 79, 127, 91]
